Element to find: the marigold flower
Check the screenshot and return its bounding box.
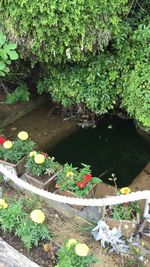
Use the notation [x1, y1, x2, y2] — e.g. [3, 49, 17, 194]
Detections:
[30, 209, 45, 224]
[18, 131, 29, 141]
[0, 199, 8, 209]
[3, 140, 13, 149]
[0, 136, 7, 145]
[120, 187, 131, 195]
[29, 151, 37, 157]
[66, 239, 77, 249]
[66, 171, 74, 178]
[34, 154, 45, 164]
[75, 243, 89, 257]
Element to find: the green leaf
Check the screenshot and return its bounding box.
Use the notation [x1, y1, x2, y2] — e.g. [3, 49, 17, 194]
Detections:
[4, 66, 10, 73]
[0, 32, 6, 46]
[4, 43, 17, 51]
[7, 50, 19, 60]
[0, 62, 6, 70]
[0, 49, 8, 60]
[0, 70, 5, 76]
[91, 177, 101, 184]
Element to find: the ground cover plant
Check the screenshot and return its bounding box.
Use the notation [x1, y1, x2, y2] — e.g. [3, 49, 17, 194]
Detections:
[0, 196, 52, 251]
[56, 239, 98, 267]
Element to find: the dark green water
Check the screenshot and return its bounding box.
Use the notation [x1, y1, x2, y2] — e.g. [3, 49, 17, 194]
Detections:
[49, 116, 150, 187]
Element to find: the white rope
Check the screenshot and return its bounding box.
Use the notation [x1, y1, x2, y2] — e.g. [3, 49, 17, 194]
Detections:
[0, 166, 150, 207]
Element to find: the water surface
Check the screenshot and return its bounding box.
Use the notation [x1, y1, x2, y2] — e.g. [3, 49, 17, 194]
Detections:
[49, 116, 150, 187]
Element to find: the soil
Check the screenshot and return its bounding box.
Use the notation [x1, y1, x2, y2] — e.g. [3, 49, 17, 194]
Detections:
[0, 231, 59, 267]
[27, 172, 55, 184]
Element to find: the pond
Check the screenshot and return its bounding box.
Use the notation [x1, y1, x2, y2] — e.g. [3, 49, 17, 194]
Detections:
[4, 104, 150, 188]
[49, 116, 150, 187]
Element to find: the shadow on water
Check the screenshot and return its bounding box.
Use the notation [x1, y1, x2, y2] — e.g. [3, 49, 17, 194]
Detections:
[49, 116, 150, 187]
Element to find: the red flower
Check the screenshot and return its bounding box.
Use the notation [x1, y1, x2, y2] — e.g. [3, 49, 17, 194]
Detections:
[0, 136, 7, 145]
[83, 174, 92, 183]
[76, 181, 86, 189]
[41, 152, 48, 158]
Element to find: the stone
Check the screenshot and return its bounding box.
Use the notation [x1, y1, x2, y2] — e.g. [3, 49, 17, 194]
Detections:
[0, 238, 39, 267]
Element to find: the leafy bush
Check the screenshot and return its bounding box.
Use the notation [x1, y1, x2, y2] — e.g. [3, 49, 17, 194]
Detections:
[1, 1, 150, 128]
[121, 63, 150, 127]
[0, 0, 129, 64]
[38, 14, 150, 127]
[0, 31, 18, 77]
[116, 22, 150, 127]
[38, 54, 119, 114]
[6, 83, 30, 104]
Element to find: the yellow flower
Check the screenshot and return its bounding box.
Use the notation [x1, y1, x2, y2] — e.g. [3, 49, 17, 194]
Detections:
[120, 187, 131, 195]
[3, 140, 13, 149]
[66, 171, 74, 178]
[29, 151, 37, 157]
[66, 239, 77, 249]
[34, 154, 45, 164]
[0, 199, 8, 209]
[135, 247, 140, 253]
[75, 243, 89, 257]
[18, 131, 29, 141]
[141, 242, 145, 247]
[30, 209, 45, 224]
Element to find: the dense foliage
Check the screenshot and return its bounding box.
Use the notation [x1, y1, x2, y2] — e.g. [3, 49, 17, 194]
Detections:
[0, 0, 149, 127]
[37, 54, 118, 114]
[0, 0, 128, 64]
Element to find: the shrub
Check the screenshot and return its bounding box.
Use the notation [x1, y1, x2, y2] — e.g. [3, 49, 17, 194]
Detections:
[37, 54, 119, 114]
[0, 0, 129, 64]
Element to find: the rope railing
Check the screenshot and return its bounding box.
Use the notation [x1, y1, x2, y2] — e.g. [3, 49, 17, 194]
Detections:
[0, 165, 150, 208]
